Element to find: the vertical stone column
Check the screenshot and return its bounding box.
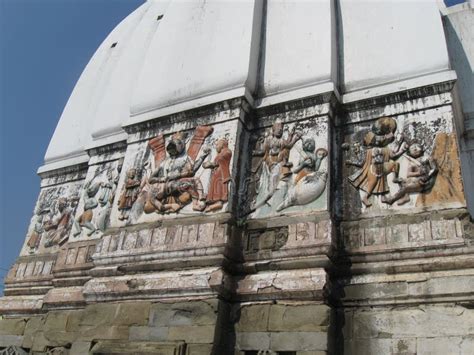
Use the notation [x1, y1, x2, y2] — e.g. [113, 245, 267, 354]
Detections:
[335, 79, 474, 354]
[234, 93, 337, 354]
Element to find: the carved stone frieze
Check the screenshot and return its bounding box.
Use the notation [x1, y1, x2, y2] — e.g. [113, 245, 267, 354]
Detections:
[108, 121, 239, 227]
[94, 222, 228, 260]
[245, 220, 332, 256]
[5, 255, 56, 285]
[54, 239, 98, 274]
[21, 181, 84, 256]
[71, 158, 123, 240]
[341, 109, 465, 218]
[342, 211, 466, 253]
[236, 268, 327, 301]
[0, 346, 29, 355]
[245, 116, 329, 220]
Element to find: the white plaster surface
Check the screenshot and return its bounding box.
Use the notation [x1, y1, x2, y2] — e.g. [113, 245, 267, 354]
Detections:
[129, 0, 263, 123]
[42, 0, 458, 173]
[259, 0, 335, 97]
[43, 2, 151, 167]
[339, 0, 450, 92]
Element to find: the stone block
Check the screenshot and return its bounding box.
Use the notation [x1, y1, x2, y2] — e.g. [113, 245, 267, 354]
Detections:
[0, 318, 26, 335]
[22, 316, 44, 348]
[297, 352, 327, 355]
[0, 335, 23, 346]
[114, 302, 151, 326]
[31, 332, 49, 352]
[347, 338, 416, 355]
[431, 220, 451, 240]
[417, 336, 463, 354]
[268, 304, 330, 332]
[270, 332, 328, 351]
[168, 325, 215, 343]
[77, 325, 128, 341]
[64, 310, 82, 332]
[44, 311, 70, 331]
[71, 303, 118, 327]
[43, 329, 78, 345]
[344, 282, 408, 301]
[386, 224, 409, 244]
[364, 227, 385, 246]
[352, 305, 474, 339]
[70, 341, 92, 355]
[149, 301, 217, 327]
[186, 344, 214, 355]
[129, 326, 169, 341]
[408, 223, 427, 242]
[235, 304, 270, 332]
[236, 332, 271, 350]
[460, 336, 474, 354]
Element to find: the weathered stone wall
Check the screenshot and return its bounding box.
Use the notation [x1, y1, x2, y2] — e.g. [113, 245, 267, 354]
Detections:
[0, 299, 229, 354]
[341, 305, 474, 355]
[1, 68, 474, 355]
[234, 302, 332, 355]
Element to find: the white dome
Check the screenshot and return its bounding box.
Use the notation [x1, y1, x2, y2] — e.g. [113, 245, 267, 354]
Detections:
[40, 0, 451, 173]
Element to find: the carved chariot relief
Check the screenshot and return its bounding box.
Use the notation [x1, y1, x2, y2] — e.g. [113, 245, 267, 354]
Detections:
[23, 184, 82, 255]
[245, 118, 329, 219]
[110, 124, 235, 226]
[343, 115, 465, 214]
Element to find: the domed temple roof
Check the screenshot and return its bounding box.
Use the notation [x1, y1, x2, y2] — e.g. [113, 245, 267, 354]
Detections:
[41, 0, 453, 173]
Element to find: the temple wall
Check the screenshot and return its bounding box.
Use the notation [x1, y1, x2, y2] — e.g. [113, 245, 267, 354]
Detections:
[2, 2, 474, 355]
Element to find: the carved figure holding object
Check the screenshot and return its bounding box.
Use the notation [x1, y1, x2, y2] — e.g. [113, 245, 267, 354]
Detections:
[277, 138, 328, 212]
[73, 181, 101, 236]
[347, 117, 407, 207]
[146, 129, 211, 214]
[118, 168, 141, 220]
[43, 197, 74, 247]
[203, 138, 232, 212]
[385, 142, 438, 205]
[252, 121, 302, 211]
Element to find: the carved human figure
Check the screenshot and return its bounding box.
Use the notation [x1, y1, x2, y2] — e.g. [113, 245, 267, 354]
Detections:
[385, 142, 438, 205]
[203, 138, 232, 212]
[147, 132, 209, 213]
[73, 182, 100, 236]
[293, 139, 328, 183]
[277, 138, 328, 211]
[252, 121, 302, 209]
[26, 213, 45, 253]
[96, 163, 122, 231]
[118, 168, 142, 220]
[347, 117, 407, 207]
[43, 197, 73, 248]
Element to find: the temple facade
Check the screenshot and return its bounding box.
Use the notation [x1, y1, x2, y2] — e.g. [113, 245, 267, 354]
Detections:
[1, 1, 473, 354]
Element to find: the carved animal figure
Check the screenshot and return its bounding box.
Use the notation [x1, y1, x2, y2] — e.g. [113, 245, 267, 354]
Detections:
[277, 141, 328, 211]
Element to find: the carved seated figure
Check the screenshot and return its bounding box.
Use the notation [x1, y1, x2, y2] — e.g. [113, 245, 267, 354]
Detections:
[147, 132, 207, 213]
[43, 197, 73, 248]
[385, 142, 438, 205]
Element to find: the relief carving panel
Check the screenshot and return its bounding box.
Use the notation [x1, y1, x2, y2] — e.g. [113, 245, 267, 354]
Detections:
[109, 121, 237, 227]
[244, 117, 329, 219]
[21, 182, 83, 256]
[342, 110, 465, 218]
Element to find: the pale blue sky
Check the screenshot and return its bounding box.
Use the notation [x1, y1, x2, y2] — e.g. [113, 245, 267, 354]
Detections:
[0, 0, 467, 293]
